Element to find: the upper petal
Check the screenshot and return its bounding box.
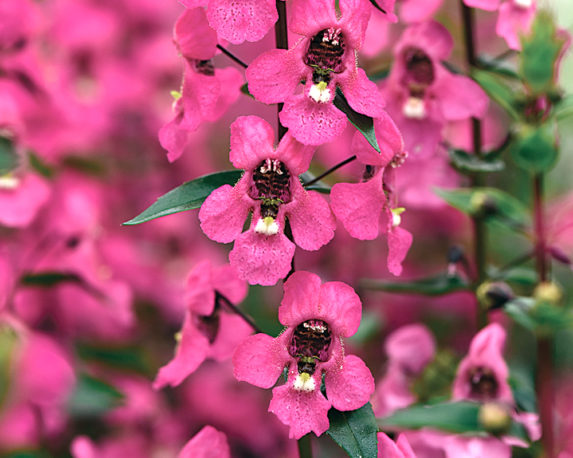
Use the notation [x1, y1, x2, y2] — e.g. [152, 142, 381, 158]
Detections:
[209, 311, 253, 361]
[339, 67, 385, 118]
[230, 116, 276, 170]
[319, 280, 362, 337]
[233, 333, 288, 388]
[274, 132, 315, 176]
[178, 426, 230, 458]
[434, 72, 489, 121]
[211, 263, 248, 304]
[351, 111, 403, 167]
[187, 260, 216, 316]
[279, 271, 322, 327]
[174, 8, 217, 60]
[339, 0, 372, 50]
[387, 225, 413, 276]
[325, 354, 374, 410]
[207, 0, 277, 44]
[288, 0, 337, 37]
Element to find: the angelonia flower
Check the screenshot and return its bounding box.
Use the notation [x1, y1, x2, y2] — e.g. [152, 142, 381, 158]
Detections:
[153, 260, 251, 389]
[380, 21, 488, 157]
[158, 7, 242, 162]
[452, 323, 513, 404]
[178, 425, 230, 458]
[463, 0, 536, 50]
[233, 271, 374, 439]
[247, 0, 385, 145]
[330, 111, 412, 275]
[199, 116, 336, 285]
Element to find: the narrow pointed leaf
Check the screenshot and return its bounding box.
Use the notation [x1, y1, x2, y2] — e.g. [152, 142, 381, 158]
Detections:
[367, 0, 387, 14]
[68, 373, 124, 417]
[360, 273, 469, 296]
[327, 403, 378, 458]
[333, 88, 380, 153]
[123, 170, 243, 225]
[472, 69, 519, 120]
[449, 149, 505, 173]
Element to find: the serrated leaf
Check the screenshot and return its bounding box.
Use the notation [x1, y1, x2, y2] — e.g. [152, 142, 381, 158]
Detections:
[511, 123, 559, 173]
[124, 170, 243, 225]
[0, 137, 20, 175]
[434, 187, 529, 229]
[449, 149, 505, 173]
[333, 88, 380, 153]
[327, 403, 378, 458]
[360, 273, 469, 296]
[472, 70, 520, 120]
[378, 401, 529, 440]
[68, 373, 123, 417]
[520, 12, 568, 95]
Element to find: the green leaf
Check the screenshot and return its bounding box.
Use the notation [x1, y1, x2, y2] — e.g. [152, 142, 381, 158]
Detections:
[555, 95, 573, 121]
[0, 137, 20, 175]
[378, 401, 529, 441]
[68, 373, 123, 417]
[20, 271, 83, 287]
[76, 343, 150, 374]
[510, 123, 559, 173]
[333, 88, 380, 153]
[434, 187, 529, 229]
[449, 149, 505, 173]
[520, 12, 568, 95]
[472, 69, 520, 120]
[504, 297, 537, 331]
[327, 403, 378, 458]
[240, 83, 254, 99]
[124, 170, 243, 225]
[476, 54, 519, 79]
[360, 273, 469, 296]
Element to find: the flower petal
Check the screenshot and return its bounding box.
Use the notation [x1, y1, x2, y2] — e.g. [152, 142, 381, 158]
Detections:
[319, 281, 362, 337]
[269, 382, 331, 439]
[387, 225, 413, 276]
[187, 260, 216, 316]
[174, 8, 217, 60]
[209, 311, 253, 361]
[229, 230, 295, 286]
[339, 0, 372, 49]
[178, 426, 230, 458]
[211, 264, 248, 304]
[279, 271, 322, 327]
[434, 72, 489, 121]
[339, 68, 385, 118]
[274, 132, 315, 175]
[233, 333, 288, 388]
[325, 354, 374, 411]
[230, 116, 275, 170]
[288, 0, 337, 38]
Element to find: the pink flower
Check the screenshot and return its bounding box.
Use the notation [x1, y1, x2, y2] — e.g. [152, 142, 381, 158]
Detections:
[199, 116, 336, 286]
[153, 260, 250, 389]
[233, 271, 374, 439]
[159, 8, 242, 162]
[246, 0, 385, 145]
[0, 170, 51, 228]
[380, 21, 488, 158]
[330, 112, 412, 275]
[180, 0, 277, 44]
[452, 323, 513, 404]
[178, 426, 230, 458]
[463, 0, 536, 50]
[378, 432, 416, 457]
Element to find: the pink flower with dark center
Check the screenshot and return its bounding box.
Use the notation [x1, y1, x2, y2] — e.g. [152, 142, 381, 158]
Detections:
[153, 260, 250, 389]
[452, 323, 513, 404]
[159, 8, 242, 162]
[199, 116, 336, 286]
[246, 0, 384, 145]
[380, 21, 488, 158]
[180, 0, 277, 44]
[233, 271, 374, 439]
[330, 111, 412, 275]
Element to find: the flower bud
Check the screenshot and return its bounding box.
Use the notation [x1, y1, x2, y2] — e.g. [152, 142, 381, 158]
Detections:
[476, 282, 515, 310]
[469, 192, 498, 219]
[478, 402, 512, 435]
[533, 281, 563, 306]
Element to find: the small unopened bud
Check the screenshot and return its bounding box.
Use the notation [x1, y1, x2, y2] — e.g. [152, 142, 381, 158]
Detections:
[479, 402, 512, 435]
[533, 281, 563, 306]
[470, 192, 498, 218]
[476, 282, 515, 310]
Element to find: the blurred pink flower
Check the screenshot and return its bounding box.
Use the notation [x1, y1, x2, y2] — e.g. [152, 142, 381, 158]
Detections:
[199, 116, 335, 285]
[153, 260, 250, 389]
[233, 271, 374, 439]
[178, 425, 230, 458]
[378, 432, 416, 457]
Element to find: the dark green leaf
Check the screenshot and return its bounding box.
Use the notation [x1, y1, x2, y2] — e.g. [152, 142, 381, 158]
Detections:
[0, 137, 20, 175]
[449, 149, 505, 173]
[360, 273, 469, 296]
[378, 401, 529, 441]
[20, 271, 83, 287]
[333, 88, 380, 153]
[367, 0, 387, 13]
[434, 187, 529, 229]
[76, 343, 150, 374]
[504, 297, 537, 331]
[370, 67, 390, 82]
[4, 451, 51, 458]
[240, 83, 254, 99]
[520, 12, 568, 95]
[476, 54, 519, 79]
[124, 170, 243, 225]
[327, 403, 378, 458]
[472, 69, 520, 120]
[509, 366, 537, 413]
[510, 123, 559, 173]
[28, 152, 54, 179]
[68, 373, 123, 417]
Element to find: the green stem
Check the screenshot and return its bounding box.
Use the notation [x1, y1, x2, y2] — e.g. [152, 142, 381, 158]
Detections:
[460, 0, 487, 329]
[297, 434, 313, 458]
